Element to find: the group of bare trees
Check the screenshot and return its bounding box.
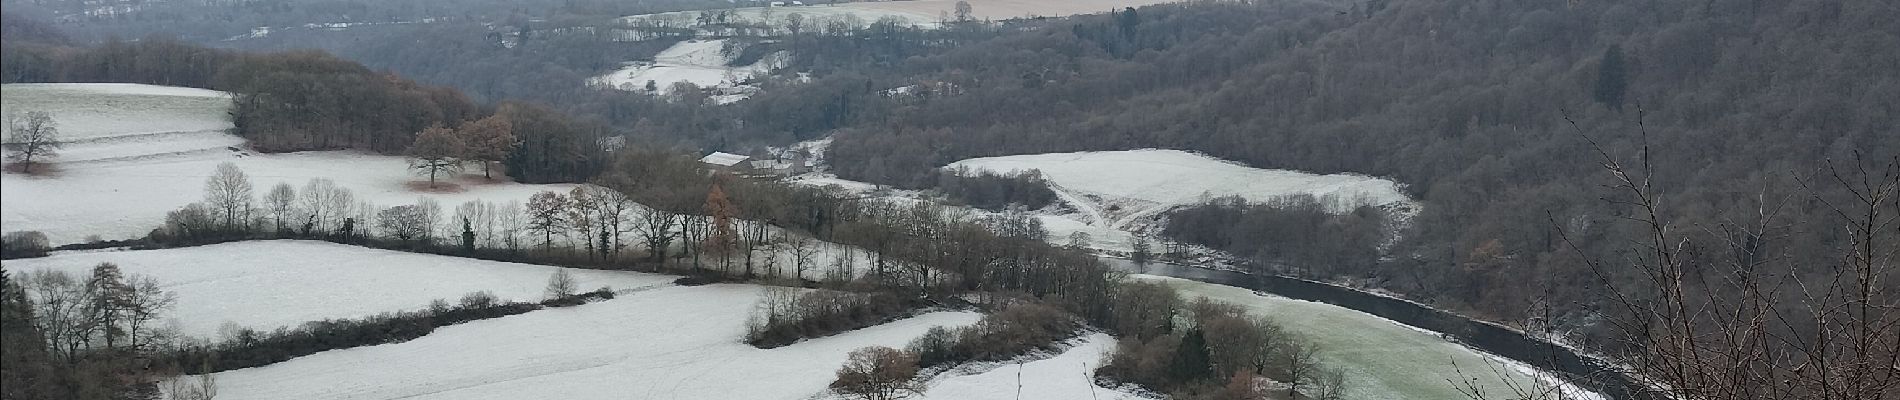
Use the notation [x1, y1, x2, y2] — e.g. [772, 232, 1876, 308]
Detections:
[1495, 126, 1900, 399]
[405, 115, 518, 187]
[831, 346, 924, 400]
[1099, 281, 1345, 400]
[1, 263, 191, 399]
[18, 264, 175, 361]
[162, 164, 375, 241]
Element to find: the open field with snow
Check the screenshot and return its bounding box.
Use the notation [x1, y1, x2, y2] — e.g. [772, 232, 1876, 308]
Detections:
[1, 240, 673, 339]
[923, 332, 1150, 400]
[849, 0, 1179, 20]
[1, 83, 232, 141]
[0, 83, 580, 244]
[1142, 275, 1603, 400]
[949, 149, 1413, 228]
[204, 282, 980, 400]
[623, 5, 939, 30]
[622, 0, 1183, 29]
[587, 39, 786, 102]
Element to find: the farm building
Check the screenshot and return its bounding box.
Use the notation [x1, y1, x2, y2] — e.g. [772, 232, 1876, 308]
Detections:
[700, 152, 751, 173]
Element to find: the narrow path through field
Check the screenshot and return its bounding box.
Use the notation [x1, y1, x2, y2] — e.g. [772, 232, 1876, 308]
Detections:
[1047, 183, 1108, 227]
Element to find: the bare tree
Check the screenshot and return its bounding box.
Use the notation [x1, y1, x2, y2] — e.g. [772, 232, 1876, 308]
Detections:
[1130, 236, 1154, 273]
[299, 178, 339, 233]
[406, 124, 465, 188]
[27, 269, 93, 360]
[416, 197, 443, 243]
[791, 236, 819, 281]
[1066, 231, 1092, 249]
[4, 111, 62, 172]
[638, 204, 680, 264]
[163, 356, 218, 400]
[544, 268, 577, 299]
[455, 200, 493, 248]
[498, 200, 525, 251]
[164, 372, 218, 400]
[458, 115, 516, 179]
[597, 189, 636, 262]
[204, 163, 254, 231]
[262, 183, 297, 234]
[567, 187, 600, 259]
[376, 205, 429, 242]
[1309, 367, 1348, 400]
[122, 275, 175, 353]
[1525, 112, 1900, 400]
[1280, 337, 1320, 398]
[831, 346, 924, 400]
[952, 0, 973, 23]
[527, 191, 571, 250]
[786, 13, 806, 36]
[705, 183, 740, 274]
[327, 186, 357, 235]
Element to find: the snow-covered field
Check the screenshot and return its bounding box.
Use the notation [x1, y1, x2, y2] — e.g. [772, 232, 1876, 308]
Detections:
[1141, 275, 1604, 400]
[623, 5, 938, 30]
[939, 149, 1418, 253]
[0, 83, 580, 244]
[622, 0, 1184, 29]
[588, 39, 786, 102]
[4, 238, 1106, 399]
[1, 240, 673, 339]
[847, 0, 1179, 21]
[922, 333, 1149, 400]
[205, 282, 980, 400]
[1, 83, 232, 140]
[950, 149, 1412, 226]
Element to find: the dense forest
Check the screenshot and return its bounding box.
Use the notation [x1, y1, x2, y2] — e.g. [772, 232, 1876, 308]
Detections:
[751, 0, 1900, 337]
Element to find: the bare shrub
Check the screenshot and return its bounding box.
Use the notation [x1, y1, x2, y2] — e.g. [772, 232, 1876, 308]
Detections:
[831, 346, 923, 400]
[544, 268, 577, 300]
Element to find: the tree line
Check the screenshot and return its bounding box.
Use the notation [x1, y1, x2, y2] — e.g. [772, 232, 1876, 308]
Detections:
[1, 37, 610, 183]
[1, 263, 185, 400]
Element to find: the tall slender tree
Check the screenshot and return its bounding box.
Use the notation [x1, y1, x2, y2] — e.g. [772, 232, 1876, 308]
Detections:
[526, 191, 570, 250]
[704, 183, 740, 274]
[262, 182, 297, 234]
[204, 162, 254, 231]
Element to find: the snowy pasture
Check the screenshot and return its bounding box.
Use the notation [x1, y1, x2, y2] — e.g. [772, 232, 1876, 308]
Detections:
[0, 83, 232, 141]
[1141, 275, 1604, 400]
[922, 333, 1150, 400]
[587, 39, 786, 102]
[622, 5, 938, 30]
[0, 240, 673, 339]
[949, 149, 1413, 227]
[847, 0, 1181, 21]
[0, 83, 581, 244]
[621, 0, 1185, 30]
[203, 282, 981, 400]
